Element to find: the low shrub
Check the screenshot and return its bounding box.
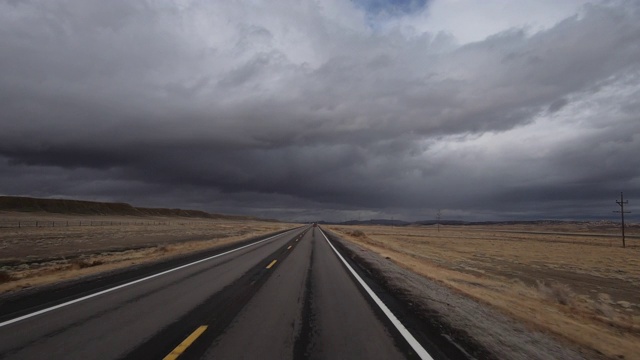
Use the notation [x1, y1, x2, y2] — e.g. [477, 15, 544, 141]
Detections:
[0, 270, 15, 283]
[537, 280, 575, 306]
[593, 301, 616, 319]
[70, 258, 96, 269]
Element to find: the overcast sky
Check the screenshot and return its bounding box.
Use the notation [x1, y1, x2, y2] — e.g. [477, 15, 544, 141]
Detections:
[1, 0, 639, 222]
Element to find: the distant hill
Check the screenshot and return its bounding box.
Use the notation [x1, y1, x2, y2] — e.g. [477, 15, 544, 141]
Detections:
[414, 220, 471, 226]
[0, 196, 268, 221]
[317, 219, 465, 226]
[339, 219, 411, 226]
[412, 220, 588, 226]
[320, 218, 614, 227]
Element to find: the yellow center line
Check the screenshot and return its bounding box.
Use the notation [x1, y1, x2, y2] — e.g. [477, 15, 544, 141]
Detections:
[287, 245, 292, 250]
[163, 325, 208, 360]
[266, 259, 277, 269]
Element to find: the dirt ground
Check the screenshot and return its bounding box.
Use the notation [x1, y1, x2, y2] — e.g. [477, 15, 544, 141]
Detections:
[0, 211, 293, 293]
[327, 223, 640, 360]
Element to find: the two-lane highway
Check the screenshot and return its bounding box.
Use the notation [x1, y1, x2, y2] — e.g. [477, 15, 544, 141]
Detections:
[0, 226, 433, 359]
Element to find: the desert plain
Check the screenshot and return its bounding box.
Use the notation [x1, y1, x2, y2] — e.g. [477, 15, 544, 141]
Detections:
[328, 223, 640, 359]
[1, 212, 639, 359]
[0, 211, 293, 293]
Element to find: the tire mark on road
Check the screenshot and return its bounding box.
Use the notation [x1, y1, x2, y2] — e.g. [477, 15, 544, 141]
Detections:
[294, 237, 316, 360]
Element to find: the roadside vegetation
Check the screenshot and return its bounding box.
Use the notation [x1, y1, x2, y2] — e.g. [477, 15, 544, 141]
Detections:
[0, 212, 292, 293]
[329, 224, 640, 360]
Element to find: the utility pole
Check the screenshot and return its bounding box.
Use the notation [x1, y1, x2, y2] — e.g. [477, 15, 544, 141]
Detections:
[614, 192, 631, 248]
[436, 209, 442, 233]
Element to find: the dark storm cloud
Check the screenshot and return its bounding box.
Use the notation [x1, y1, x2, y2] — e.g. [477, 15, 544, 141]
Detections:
[1, 0, 639, 221]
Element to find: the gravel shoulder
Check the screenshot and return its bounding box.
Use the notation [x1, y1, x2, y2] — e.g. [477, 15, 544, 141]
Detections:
[327, 229, 606, 360]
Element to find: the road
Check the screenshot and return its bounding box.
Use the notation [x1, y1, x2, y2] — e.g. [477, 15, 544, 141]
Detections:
[0, 226, 433, 360]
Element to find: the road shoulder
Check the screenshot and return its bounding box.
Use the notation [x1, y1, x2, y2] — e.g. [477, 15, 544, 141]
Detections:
[325, 230, 602, 360]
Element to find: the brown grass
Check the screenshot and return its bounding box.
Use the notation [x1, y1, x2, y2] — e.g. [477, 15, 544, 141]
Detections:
[327, 224, 640, 360]
[0, 212, 294, 293]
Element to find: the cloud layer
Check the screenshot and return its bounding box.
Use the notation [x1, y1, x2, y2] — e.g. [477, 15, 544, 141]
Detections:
[1, 0, 639, 221]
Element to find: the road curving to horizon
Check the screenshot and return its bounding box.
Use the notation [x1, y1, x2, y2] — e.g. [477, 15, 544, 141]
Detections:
[0, 225, 459, 360]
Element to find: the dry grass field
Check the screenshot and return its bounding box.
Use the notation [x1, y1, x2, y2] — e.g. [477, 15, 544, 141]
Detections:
[0, 211, 293, 294]
[328, 223, 640, 360]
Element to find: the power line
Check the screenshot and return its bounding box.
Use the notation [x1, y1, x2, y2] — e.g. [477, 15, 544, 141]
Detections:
[613, 192, 631, 248]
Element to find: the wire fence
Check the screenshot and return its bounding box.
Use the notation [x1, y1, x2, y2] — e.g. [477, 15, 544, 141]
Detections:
[0, 220, 175, 229]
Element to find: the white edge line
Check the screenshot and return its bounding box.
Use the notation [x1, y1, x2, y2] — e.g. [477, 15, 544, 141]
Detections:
[319, 228, 434, 360]
[0, 227, 301, 328]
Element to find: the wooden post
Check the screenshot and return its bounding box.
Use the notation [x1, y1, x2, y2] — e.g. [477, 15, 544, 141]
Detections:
[614, 192, 631, 248]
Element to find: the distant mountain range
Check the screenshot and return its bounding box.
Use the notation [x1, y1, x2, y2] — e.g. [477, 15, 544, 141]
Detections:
[331, 219, 412, 226]
[320, 218, 620, 226]
[0, 196, 271, 221]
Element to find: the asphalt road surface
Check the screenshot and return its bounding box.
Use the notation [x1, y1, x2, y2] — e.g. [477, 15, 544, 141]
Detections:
[0, 226, 434, 360]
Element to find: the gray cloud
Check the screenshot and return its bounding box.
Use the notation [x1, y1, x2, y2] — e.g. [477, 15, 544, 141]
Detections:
[1, 0, 639, 222]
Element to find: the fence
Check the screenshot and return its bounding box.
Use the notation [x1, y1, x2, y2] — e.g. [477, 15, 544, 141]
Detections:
[0, 220, 174, 228]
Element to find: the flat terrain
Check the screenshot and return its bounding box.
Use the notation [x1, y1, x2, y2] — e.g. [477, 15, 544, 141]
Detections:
[3, 213, 638, 359]
[0, 211, 293, 293]
[327, 223, 640, 360]
[0, 227, 432, 360]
